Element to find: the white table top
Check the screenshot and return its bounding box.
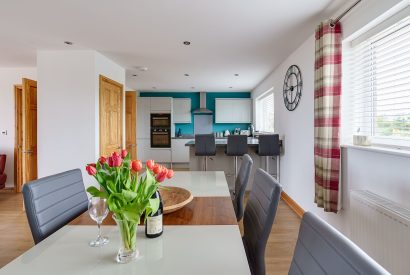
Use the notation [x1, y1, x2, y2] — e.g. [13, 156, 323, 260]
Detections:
[163, 171, 230, 197]
[0, 225, 250, 275]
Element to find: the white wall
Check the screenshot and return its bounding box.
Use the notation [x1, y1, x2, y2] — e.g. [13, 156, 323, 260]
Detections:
[37, 50, 125, 187]
[252, 0, 409, 235]
[0, 68, 37, 187]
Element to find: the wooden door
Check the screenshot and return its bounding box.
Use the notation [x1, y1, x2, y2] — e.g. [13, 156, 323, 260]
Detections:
[14, 85, 23, 192]
[99, 75, 123, 157]
[21, 78, 37, 185]
[125, 91, 137, 159]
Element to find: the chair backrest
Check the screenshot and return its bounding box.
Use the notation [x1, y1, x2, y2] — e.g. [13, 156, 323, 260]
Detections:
[226, 135, 248, 156]
[289, 212, 389, 275]
[257, 134, 280, 156]
[243, 168, 282, 275]
[23, 169, 88, 244]
[195, 134, 216, 156]
[0, 155, 6, 174]
[233, 154, 253, 221]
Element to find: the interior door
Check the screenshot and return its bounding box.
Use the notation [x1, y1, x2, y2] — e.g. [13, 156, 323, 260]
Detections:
[125, 91, 137, 159]
[22, 78, 38, 185]
[14, 85, 23, 192]
[99, 75, 123, 157]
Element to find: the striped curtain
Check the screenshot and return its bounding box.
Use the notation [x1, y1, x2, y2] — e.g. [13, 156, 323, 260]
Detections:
[314, 21, 342, 213]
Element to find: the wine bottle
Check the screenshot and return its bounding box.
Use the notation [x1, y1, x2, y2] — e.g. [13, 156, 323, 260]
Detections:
[145, 191, 163, 238]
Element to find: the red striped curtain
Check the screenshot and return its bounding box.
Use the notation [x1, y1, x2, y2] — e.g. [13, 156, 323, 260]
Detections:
[314, 21, 342, 213]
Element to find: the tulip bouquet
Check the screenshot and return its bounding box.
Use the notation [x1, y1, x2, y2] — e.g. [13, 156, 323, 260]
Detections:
[85, 150, 173, 262]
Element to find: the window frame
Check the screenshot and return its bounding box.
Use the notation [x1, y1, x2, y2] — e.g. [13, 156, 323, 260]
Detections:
[255, 88, 275, 133]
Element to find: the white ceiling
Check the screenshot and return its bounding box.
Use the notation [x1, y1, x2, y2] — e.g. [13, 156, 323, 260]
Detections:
[0, 0, 344, 92]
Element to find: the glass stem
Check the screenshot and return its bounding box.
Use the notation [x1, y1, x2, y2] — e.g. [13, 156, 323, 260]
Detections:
[97, 222, 101, 239]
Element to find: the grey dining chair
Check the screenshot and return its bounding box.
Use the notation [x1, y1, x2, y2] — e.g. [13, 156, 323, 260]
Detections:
[289, 212, 389, 275]
[257, 134, 280, 181]
[195, 134, 216, 171]
[232, 154, 253, 221]
[242, 168, 282, 275]
[23, 169, 88, 244]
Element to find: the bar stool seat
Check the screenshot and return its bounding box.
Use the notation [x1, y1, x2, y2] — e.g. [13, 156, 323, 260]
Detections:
[257, 134, 280, 181]
[226, 135, 248, 180]
[195, 134, 216, 171]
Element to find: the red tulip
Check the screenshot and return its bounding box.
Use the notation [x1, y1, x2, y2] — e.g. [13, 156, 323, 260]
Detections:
[156, 173, 166, 183]
[88, 163, 96, 168]
[99, 156, 106, 165]
[86, 165, 97, 176]
[109, 152, 122, 167]
[121, 149, 128, 159]
[146, 160, 155, 170]
[166, 169, 174, 179]
[160, 168, 168, 178]
[153, 164, 161, 175]
[131, 160, 142, 172]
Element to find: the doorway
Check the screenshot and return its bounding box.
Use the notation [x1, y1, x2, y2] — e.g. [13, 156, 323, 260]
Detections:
[99, 75, 124, 157]
[14, 78, 37, 193]
[125, 91, 137, 159]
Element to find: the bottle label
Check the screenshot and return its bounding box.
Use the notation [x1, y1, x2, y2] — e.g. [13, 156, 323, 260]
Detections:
[147, 214, 163, 235]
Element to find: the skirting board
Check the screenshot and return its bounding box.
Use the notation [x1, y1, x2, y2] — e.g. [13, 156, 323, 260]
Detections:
[281, 191, 305, 218]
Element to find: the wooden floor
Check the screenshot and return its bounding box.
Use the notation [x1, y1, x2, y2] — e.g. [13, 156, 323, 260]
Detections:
[0, 192, 300, 274]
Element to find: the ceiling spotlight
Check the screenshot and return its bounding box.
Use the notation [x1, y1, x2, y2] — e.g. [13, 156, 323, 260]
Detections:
[132, 74, 138, 77]
[183, 41, 191, 45]
[64, 41, 73, 45]
[184, 73, 189, 76]
[229, 86, 233, 89]
[234, 74, 239, 76]
[191, 86, 195, 89]
[152, 86, 157, 89]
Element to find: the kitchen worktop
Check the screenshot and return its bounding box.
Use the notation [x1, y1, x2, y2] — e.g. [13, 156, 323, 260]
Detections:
[185, 137, 260, 146]
[172, 135, 194, 139]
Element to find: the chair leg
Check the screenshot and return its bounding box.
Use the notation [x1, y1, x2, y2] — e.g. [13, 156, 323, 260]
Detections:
[234, 156, 238, 180]
[276, 155, 280, 182]
[204, 156, 208, 171]
[265, 156, 269, 174]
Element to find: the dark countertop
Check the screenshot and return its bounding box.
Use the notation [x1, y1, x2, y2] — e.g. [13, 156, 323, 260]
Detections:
[185, 137, 260, 146]
[172, 135, 194, 139]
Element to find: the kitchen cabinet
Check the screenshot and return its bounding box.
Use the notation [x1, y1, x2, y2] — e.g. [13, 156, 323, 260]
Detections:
[171, 139, 190, 163]
[137, 138, 172, 163]
[150, 97, 172, 113]
[172, 98, 191, 123]
[215, 98, 252, 123]
[137, 97, 150, 139]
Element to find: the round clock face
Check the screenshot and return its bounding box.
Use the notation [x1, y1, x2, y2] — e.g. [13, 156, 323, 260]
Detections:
[283, 65, 302, 111]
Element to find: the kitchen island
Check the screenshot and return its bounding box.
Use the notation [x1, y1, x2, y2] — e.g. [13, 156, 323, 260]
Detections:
[185, 137, 281, 190]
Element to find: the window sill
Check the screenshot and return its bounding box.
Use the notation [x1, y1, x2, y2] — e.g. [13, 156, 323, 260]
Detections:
[341, 144, 410, 159]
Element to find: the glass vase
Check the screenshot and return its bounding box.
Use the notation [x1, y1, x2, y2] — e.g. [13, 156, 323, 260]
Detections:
[113, 214, 139, 264]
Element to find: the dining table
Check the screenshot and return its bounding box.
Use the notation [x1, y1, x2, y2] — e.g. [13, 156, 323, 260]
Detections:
[0, 171, 251, 275]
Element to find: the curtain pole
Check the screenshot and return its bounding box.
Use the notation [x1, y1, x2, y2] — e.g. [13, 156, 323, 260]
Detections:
[330, 0, 362, 26]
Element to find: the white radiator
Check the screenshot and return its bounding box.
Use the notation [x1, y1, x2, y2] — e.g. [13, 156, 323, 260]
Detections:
[350, 190, 410, 275]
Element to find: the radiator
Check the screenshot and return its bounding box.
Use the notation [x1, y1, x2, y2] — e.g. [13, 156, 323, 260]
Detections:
[350, 190, 410, 275]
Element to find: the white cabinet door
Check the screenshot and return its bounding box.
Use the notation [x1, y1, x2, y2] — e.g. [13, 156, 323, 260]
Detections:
[149, 148, 172, 163]
[137, 97, 151, 138]
[171, 139, 190, 163]
[137, 139, 150, 162]
[150, 97, 172, 112]
[173, 98, 191, 123]
[215, 98, 252, 123]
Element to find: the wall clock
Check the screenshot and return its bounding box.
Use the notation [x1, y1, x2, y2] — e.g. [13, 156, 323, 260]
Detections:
[283, 65, 302, 111]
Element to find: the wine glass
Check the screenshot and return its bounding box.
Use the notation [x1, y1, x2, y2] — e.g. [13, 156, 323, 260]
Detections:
[88, 197, 109, 247]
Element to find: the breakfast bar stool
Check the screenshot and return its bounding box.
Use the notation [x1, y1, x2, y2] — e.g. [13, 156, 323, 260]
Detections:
[257, 134, 280, 181]
[226, 135, 248, 180]
[195, 134, 216, 171]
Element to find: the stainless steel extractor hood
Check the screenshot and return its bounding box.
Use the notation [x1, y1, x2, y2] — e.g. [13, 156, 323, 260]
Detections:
[193, 92, 213, 114]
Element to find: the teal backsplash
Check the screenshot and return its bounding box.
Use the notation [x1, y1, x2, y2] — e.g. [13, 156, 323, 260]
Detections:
[139, 91, 251, 135]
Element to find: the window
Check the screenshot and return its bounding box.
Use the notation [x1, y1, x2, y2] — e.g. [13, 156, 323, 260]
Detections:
[256, 89, 274, 132]
[348, 15, 410, 148]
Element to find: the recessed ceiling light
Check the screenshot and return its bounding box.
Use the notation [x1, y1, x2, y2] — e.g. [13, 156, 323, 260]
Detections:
[234, 74, 239, 76]
[229, 86, 233, 89]
[191, 86, 195, 89]
[64, 41, 73, 45]
[183, 41, 191, 45]
[132, 74, 138, 77]
[152, 86, 156, 89]
[184, 73, 189, 76]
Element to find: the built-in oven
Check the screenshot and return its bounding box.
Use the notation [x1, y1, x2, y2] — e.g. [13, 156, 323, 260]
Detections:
[150, 113, 171, 148]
